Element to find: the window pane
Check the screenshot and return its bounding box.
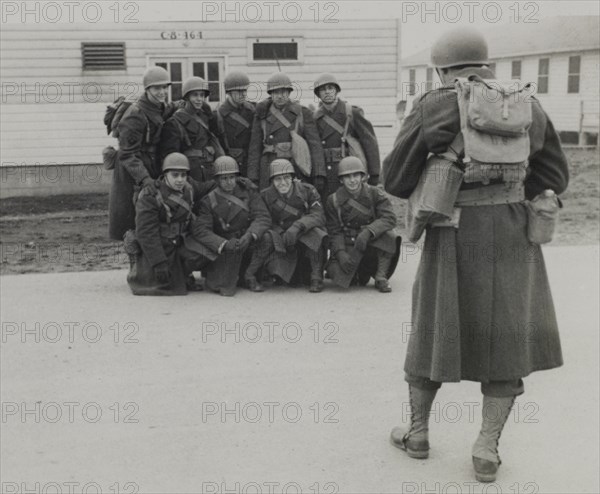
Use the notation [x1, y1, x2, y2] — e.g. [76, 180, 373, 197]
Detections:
[537, 76, 548, 94]
[171, 83, 182, 102]
[539, 58, 549, 75]
[408, 69, 416, 96]
[208, 82, 220, 101]
[569, 56, 581, 73]
[170, 62, 182, 83]
[426, 68, 433, 91]
[155, 62, 167, 70]
[488, 62, 496, 73]
[512, 61, 521, 79]
[207, 62, 219, 82]
[253, 43, 298, 61]
[193, 63, 205, 78]
[568, 75, 580, 93]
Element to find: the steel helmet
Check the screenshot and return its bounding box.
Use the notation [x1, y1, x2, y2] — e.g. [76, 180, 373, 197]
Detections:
[162, 152, 190, 172]
[313, 73, 341, 97]
[430, 27, 489, 69]
[224, 71, 250, 92]
[338, 156, 366, 177]
[143, 66, 172, 89]
[270, 159, 295, 179]
[213, 156, 240, 176]
[182, 77, 210, 99]
[266, 72, 293, 93]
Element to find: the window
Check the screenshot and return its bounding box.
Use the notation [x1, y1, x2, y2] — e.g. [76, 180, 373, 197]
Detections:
[425, 68, 434, 91]
[150, 57, 224, 105]
[512, 60, 522, 79]
[81, 42, 125, 70]
[538, 58, 549, 94]
[568, 55, 580, 93]
[248, 37, 304, 64]
[408, 69, 416, 96]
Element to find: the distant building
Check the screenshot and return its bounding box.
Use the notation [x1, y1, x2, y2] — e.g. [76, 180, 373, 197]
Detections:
[400, 16, 600, 146]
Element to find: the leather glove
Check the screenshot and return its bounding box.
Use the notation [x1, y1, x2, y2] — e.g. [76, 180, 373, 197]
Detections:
[237, 232, 253, 252]
[223, 238, 238, 253]
[354, 229, 372, 253]
[153, 261, 171, 285]
[141, 176, 157, 195]
[236, 176, 258, 190]
[337, 250, 356, 274]
[367, 175, 380, 186]
[312, 176, 326, 194]
[282, 224, 303, 247]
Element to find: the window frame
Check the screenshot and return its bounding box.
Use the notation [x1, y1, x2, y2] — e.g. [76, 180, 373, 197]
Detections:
[537, 58, 550, 94]
[567, 55, 581, 94]
[246, 37, 305, 66]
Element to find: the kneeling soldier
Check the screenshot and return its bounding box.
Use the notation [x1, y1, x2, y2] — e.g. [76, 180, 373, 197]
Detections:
[245, 159, 328, 293]
[125, 152, 212, 295]
[192, 156, 271, 296]
[325, 156, 401, 292]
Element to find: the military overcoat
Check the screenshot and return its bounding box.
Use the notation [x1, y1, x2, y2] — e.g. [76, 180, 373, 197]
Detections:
[383, 66, 569, 383]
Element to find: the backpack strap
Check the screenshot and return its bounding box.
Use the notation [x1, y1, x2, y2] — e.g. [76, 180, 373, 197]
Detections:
[332, 193, 343, 227]
[215, 105, 230, 152]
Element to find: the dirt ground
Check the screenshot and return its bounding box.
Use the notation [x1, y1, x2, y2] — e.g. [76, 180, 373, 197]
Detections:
[1, 148, 598, 275]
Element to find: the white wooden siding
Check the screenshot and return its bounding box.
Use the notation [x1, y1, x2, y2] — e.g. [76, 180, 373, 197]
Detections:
[1, 20, 399, 167]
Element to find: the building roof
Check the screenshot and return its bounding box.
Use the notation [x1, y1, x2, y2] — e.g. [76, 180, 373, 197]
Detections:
[402, 16, 600, 66]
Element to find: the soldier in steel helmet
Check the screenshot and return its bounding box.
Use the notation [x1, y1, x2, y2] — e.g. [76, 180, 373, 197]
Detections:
[247, 72, 326, 192]
[383, 27, 569, 482]
[160, 76, 222, 183]
[214, 71, 256, 177]
[245, 159, 328, 293]
[125, 152, 214, 296]
[325, 156, 400, 293]
[109, 65, 182, 241]
[313, 73, 381, 198]
[191, 156, 271, 296]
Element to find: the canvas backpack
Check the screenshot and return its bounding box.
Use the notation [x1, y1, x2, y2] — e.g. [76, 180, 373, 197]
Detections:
[455, 74, 533, 168]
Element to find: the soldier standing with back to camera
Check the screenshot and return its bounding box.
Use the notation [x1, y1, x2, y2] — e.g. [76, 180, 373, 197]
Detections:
[247, 72, 326, 192]
[214, 71, 256, 177]
[161, 76, 222, 183]
[383, 27, 569, 482]
[109, 66, 175, 241]
[313, 73, 381, 198]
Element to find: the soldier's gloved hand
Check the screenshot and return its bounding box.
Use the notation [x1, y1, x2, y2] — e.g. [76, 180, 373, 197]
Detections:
[337, 250, 356, 274]
[367, 175, 380, 186]
[153, 261, 171, 285]
[237, 176, 258, 190]
[354, 229, 372, 252]
[312, 176, 326, 194]
[141, 177, 158, 195]
[237, 232, 253, 252]
[282, 224, 303, 247]
[223, 238, 238, 253]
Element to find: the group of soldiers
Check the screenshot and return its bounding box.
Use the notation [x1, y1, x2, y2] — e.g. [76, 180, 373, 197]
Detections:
[108, 25, 569, 484]
[109, 68, 400, 296]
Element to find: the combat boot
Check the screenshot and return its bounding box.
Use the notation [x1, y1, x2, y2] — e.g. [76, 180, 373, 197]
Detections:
[472, 395, 516, 482]
[374, 252, 393, 293]
[308, 248, 324, 293]
[390, 385, 438, 459]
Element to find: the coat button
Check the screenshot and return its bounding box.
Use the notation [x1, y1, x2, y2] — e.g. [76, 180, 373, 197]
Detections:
[327, 165, 332, 170]
[322, 141, 326, 145]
